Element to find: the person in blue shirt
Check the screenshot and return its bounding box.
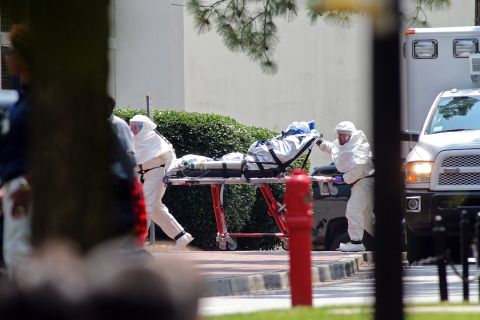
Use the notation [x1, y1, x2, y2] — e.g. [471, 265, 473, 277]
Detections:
[0, 24, 33, 270]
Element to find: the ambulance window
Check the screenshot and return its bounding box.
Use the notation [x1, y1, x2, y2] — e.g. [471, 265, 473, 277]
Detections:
[453, 39, 478, 58]
[413, 40, 438, 59]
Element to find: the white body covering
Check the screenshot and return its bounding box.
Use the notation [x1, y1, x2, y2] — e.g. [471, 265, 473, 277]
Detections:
[246, 132, 319, 171]
[110, 115, 135, 155]
[2, 176, 32, 270]
[141, 151, 184, 238]
[319, 122, 375, 241]
[131, 115, 173, 165]
[130, 115, 184, 239]
[166, 132, 319, 177]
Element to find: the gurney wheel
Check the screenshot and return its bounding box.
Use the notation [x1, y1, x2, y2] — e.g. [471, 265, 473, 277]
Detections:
[216, 239, 228, 251]
[281, 238, 289, 251]
[226, 238, 238, 251]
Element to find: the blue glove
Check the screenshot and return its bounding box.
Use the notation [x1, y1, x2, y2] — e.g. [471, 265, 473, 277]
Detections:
[334, 175, 344, 184]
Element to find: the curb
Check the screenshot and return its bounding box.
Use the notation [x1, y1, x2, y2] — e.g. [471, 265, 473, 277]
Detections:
[202, 252, 373, 297]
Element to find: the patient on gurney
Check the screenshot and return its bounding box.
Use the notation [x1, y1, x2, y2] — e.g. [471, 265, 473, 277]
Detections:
[166, 121, 320, 179]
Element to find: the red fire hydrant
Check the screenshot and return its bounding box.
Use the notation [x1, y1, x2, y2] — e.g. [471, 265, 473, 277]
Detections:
[285, 168, 313, 307]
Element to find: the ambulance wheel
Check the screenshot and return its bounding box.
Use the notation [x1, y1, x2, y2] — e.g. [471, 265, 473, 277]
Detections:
[406, 227, 433, 263]
[226, 238, 238, 251]
[281, 238, 289, 251]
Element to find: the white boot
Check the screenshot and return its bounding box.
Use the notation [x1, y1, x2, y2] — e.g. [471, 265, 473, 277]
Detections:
[175, 233, 194, 250]
[337, 242, 366, 252]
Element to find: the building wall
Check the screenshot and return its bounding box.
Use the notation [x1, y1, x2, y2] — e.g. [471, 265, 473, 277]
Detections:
[184, 0, 475, 167]
[184, 1, 372, 166]
[111, 0, 184, 110]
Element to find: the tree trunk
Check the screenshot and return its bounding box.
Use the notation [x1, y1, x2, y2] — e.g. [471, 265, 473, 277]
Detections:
[28, 0, 114, 252]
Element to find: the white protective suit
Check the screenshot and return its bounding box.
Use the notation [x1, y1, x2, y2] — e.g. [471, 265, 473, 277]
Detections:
[110, 115, 135, 156]
[318, 121, 375, 241]
[2, 176, 33, 270]
[130, 115, 185, 240]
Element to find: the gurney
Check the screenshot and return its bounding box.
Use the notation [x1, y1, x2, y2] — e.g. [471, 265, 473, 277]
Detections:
[164, 121, 338, 250]
[167, 124, 320, 179]
[165, 175, 337, 250]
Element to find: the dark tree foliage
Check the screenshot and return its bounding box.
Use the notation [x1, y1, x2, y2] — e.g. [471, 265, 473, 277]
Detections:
[187, 0, 299, 74]
[188, 0, 457, 74]
[307, 0, 452, 27]
[405, 0, 451, 27]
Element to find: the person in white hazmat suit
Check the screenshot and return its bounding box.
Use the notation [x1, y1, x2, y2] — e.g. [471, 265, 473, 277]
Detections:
[317, 121, 375, 252]
[129, 115, 193, 249]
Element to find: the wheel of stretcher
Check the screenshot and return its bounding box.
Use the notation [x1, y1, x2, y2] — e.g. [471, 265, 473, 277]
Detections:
[281, 238, 289, 251]
[226, 238, 238, 251]
[216, 239, 228, 251]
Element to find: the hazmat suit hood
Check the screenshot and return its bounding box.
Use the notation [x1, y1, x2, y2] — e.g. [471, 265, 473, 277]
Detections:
[335, 121, 356, 135]
[130, 115, 172, 165]
[331, 121, 372, 173]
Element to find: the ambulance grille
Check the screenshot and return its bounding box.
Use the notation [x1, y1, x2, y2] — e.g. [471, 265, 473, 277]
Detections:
[432, 151, 480, 190]
[441, 155, 480, 167]
[438, 173, 480, 185]
[472, 57, 480, 72]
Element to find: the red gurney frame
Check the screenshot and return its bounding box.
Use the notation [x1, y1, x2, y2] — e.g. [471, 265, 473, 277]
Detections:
[167, 176, 332, 250]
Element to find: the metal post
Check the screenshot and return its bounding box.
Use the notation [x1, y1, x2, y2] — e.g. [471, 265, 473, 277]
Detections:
[433, 215, 448, 301]
[285, 169, 313, 307]
[475, 212, 480, 303]
[146, 93, 152, 119]
[373, 1, 404, 320]
[146, 93, 155, 244]
[460, 210, 469, 302]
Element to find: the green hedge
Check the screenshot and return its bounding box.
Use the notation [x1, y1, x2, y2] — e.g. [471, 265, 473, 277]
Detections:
[115, 109, 309, 250]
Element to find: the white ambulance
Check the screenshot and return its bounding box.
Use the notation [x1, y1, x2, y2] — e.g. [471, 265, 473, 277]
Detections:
[403, 27, 480, 262]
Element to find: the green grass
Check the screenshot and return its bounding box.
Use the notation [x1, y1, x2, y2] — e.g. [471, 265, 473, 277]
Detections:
[207, 307, 368, 320]
[206, 305, 480, 320]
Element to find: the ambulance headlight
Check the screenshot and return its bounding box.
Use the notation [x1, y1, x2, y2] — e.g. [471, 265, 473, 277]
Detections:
[454, 39, 478, 58]
[406, 161, 433, 183]
[413, 40, 438, 59]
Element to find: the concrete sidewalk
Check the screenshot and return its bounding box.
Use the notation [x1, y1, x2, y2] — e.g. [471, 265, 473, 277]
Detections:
[148, 248, 373, 297]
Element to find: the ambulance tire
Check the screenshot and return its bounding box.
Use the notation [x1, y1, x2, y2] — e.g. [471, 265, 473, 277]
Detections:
[406, 227, 433, 264]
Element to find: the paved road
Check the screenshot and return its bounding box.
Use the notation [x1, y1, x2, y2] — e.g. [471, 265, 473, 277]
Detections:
[200, 264, 480, 317]
[150, 249, 359, 280]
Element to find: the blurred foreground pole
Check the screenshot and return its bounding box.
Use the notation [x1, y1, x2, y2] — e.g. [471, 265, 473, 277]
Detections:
[460, 210, 469, 301]
[476, 212, 480, 302]
[285, 169, 313, 307]
[373, 0, 404, 320]
[146, 93, 155, 243]
[29, 0, 115, 251]
[433, 215, 448, 301]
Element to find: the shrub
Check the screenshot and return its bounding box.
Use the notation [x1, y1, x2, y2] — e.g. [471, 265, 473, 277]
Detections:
[114, 109, 310, 250]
